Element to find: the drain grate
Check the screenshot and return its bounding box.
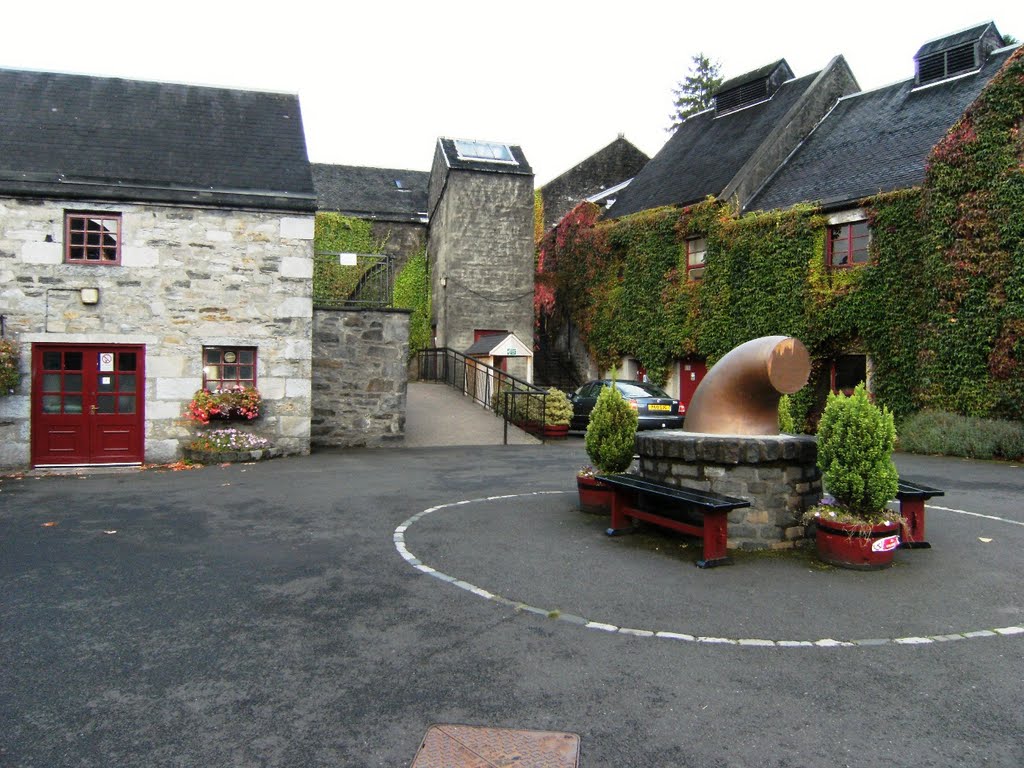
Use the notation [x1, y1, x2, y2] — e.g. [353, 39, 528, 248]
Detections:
[410, 724, 580, 768]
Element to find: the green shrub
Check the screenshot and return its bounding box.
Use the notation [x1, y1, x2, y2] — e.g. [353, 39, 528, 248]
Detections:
[544, 388, 573, 426]
[585, 385, 638, 474]
[817, 383, 899, 519]
[778, 394, 795, 434]
[393, 250, 431, 359]
[898, 410, 1024, 461]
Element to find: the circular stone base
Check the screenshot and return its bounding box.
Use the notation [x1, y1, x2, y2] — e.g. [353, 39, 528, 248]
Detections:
[635, 431, 821, 549]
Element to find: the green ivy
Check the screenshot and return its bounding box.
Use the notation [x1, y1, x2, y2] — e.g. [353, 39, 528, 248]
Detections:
[393, 249, 431, 358]
[313, 213, 384, 306]
[542, 48, 1024, 429]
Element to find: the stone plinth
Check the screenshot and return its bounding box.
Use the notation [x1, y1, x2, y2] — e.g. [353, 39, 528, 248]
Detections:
[635, 431, 821, 550]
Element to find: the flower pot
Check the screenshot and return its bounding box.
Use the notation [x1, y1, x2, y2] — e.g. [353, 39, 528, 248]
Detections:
[543, 424, 569, 439]
[814, 517, 902, 570]
[577, 474, 612, 514]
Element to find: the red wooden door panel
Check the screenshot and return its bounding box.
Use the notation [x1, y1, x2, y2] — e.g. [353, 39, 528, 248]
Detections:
[678, 359, 707, 415]
[32, 345, 145, 466]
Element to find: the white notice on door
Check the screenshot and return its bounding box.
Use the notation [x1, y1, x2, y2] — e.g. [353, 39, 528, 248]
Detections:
[100, 352, 114, 372]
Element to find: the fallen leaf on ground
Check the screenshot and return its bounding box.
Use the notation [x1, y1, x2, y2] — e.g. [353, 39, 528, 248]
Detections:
[979, 537, 993, 543]
[41, 521, 58, 527]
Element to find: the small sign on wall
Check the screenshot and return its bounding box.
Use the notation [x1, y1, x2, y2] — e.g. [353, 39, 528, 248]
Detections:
[99, 352, 115, 372]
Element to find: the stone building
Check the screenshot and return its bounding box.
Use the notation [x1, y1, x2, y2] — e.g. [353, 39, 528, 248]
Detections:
[574, 23, 1017, 410]
[538, 135, 649, 230]
[0, 67, 317, 468]
[426, 138, 535, 381]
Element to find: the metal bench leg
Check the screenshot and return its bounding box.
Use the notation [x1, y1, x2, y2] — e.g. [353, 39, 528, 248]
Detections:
[696, 511, 732, 568]
[899, 498, 931, 549]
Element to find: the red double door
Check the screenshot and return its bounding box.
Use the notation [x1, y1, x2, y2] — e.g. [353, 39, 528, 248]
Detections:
[31, 344, 145, 466]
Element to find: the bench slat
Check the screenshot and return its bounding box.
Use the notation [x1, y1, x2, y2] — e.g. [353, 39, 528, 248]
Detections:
[596, 474, 750, 511]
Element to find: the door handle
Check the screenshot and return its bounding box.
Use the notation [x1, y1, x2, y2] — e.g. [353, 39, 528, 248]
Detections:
[89, 405, 98, 415]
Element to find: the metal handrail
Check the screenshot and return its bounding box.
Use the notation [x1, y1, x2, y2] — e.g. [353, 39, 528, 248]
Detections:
[416, 348, 547, 444]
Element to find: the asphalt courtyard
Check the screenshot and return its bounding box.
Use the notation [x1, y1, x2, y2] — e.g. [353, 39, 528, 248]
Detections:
[2, 441, 1023, 767]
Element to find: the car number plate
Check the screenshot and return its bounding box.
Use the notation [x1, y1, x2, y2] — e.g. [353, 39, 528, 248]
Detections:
[647, 404, 671, 411]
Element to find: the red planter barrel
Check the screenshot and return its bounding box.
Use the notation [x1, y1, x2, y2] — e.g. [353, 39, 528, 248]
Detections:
[577, 475, 611, 514]
[543, 424, 569, 439]
[815, 517, 902, 570]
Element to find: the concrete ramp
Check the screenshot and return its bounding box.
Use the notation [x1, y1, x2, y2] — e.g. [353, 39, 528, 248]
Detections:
[403, 382, 541, 447]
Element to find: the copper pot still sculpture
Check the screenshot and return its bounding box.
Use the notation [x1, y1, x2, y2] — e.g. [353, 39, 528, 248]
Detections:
[683, 336, 811, 436]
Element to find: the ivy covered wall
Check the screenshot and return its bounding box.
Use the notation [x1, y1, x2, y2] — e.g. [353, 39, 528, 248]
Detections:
[538, 47, 1024, 426]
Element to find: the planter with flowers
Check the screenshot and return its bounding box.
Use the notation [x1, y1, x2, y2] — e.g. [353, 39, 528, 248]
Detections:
[0, 338, 20, 396]
[185, 385, 262, 424]
[183, 428, 280, 465]
[804, 383, 901, 569]
[578, 383, 638, 513]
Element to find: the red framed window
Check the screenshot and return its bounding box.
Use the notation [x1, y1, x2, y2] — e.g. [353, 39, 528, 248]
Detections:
[203, 347, 257, 391]
[686, 237, 706, 281]
[65, 212, 122, 264]
[827, 221, 870, 267]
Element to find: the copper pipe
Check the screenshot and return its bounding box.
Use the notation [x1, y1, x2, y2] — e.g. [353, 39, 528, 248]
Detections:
[683, 336, 810, 435]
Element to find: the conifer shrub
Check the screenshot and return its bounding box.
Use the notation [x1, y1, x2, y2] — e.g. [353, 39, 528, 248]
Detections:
[816, 383, 899, 520]
[543, 388, 573, 426]
[585, 384, 638, 474]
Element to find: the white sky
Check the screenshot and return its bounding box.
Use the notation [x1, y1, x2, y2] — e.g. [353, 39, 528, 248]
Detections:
[4, 2, 1024, 185]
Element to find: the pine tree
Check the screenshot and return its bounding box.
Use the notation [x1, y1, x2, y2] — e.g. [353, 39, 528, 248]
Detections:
[668, 53, 723, 132]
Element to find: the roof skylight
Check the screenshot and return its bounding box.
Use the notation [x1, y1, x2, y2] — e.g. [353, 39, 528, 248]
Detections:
[453, 139, 515, 164]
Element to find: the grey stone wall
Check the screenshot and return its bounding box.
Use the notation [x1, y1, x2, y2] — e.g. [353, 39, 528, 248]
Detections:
[540, 137, 649, 230]
[635, 432, 822, 549]
[428, 170, 535, 356]
[311, 308, 409, 448]
[0, 196, 314, 468]
[369, 220, 426, 274]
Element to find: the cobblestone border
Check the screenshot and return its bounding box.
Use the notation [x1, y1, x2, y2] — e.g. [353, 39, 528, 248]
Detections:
[394, 492, 1024, 649]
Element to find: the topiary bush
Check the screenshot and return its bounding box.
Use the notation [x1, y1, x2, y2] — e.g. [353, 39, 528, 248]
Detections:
[544, 388, 573, 426]
[585, 384, 638, 474]
[816, 383, 899, 520]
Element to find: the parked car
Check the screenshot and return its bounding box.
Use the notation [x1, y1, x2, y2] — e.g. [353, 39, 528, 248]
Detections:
[569, 380, 684, 431]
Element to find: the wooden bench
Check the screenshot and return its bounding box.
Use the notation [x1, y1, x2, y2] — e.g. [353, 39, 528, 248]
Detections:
[596, 474, 751, 568]
[896, 478, 944, 549]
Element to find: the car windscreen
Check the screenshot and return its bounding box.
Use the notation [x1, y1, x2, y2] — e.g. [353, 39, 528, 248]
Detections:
[615, 382, 672, 399]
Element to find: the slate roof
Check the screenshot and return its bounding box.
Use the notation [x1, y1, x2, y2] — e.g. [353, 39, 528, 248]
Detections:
[464, 333, 511, 356]
[0, 67, 316, 212]
[311, 163, 429, 222]
[436, 138, 532, 176]
[748, 45, 1017, 212]
[605, 70, 820, 218]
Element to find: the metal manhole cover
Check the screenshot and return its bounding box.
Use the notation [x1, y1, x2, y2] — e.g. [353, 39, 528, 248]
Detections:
[410, 724, 581, 768]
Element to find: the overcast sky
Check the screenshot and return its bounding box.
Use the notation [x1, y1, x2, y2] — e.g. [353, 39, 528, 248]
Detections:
[5, 2, 1024, 185]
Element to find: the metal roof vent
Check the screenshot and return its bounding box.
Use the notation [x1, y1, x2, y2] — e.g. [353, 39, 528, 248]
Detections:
[714, 60, 794, 117]
[914, 22, 1004, 87]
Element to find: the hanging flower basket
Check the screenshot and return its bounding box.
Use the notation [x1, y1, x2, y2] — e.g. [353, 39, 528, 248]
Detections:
[184, 386, 262, 424]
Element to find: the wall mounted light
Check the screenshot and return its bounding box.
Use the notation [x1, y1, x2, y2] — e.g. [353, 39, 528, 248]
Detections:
[80, 287, 100, 305]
